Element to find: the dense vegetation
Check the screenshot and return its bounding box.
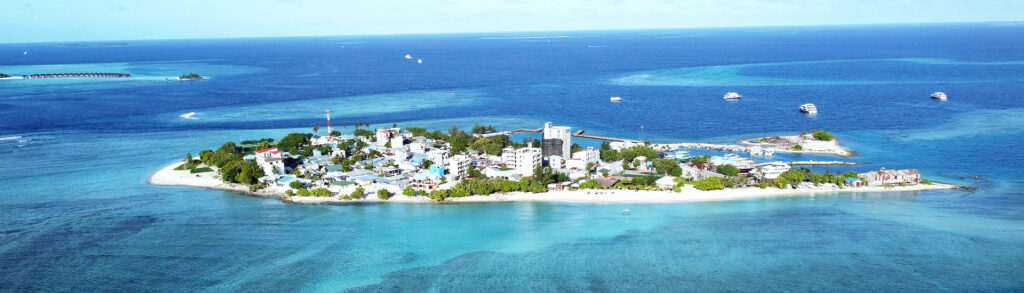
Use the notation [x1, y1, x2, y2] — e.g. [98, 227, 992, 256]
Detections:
[812, 130, 835, 141]
[178, 73, 204, 80]
[195, 142, 264, 185]
[717, 164, 740, 177]
[0, 73, 9, 78]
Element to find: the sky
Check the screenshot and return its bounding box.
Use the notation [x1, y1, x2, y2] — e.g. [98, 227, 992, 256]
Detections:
[1, 0, 1023, 43]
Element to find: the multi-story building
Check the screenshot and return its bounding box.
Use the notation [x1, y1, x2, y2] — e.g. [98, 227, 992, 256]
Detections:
[753, 162, 791, 180]
[427, 148, 449, 167]
[448, 155, 472, 180]
[542, 122, 571, 157]
[572, 147, 600, 163]
[375, 128, 400, 145]
[514, 147, 542, 176]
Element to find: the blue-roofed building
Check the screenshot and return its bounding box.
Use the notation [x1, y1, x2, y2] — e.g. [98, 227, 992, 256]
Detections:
[409, 153, 428, 164]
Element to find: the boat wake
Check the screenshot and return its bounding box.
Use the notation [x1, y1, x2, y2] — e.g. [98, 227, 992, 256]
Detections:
[0, 136, 22, 141]
[179, 112, 198, 120]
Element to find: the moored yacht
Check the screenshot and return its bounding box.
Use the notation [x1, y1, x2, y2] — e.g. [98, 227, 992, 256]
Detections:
[610, 96, 622, 102]
[723, 92, 741, 100]
[800, 103, 818, 114]
[931, 92, 947, 101]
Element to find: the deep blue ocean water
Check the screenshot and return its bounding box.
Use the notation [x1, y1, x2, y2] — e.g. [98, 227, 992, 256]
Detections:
[2, 23, 1024, 291]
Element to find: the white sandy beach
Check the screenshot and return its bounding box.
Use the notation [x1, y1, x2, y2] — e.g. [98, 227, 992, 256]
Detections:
[150, 162, 958, 205]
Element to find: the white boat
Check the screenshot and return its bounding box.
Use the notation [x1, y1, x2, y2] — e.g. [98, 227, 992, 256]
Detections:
[800, 103, 818, 114]
[723, 92, 741, 100]
[931, 92, 947, 101]
[404, 54, 413, 59]
[179, 112, 198, 119]
[764, 148, 775, 157]
[417, 59, 423, 64]
[610, 96, 622, 102]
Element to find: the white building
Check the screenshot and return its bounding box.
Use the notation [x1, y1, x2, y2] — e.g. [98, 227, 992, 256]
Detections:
[448, 155, 472, 181]
[548, 155, 564, 169]
[427, 148, 449, 167]
[542, 122, 571, 157]
[254, 147, 286, 175]
[501, 146, 516, 165]
[609, 141, 639, 151]
[572, 147, 600, 163]
[754, 162, 791, 180]
[409, 141, 427, 154]
[513, 147, 542, 176]
[375, 128, 400, 145]
[389, 135, 405, 148]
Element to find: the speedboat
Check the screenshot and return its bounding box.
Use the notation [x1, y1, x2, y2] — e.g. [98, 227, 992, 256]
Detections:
[723, 92, 741, 100]
[931, 92, 947, 101]
[800, 103, 818, 114]
[610, 96, 622, 102]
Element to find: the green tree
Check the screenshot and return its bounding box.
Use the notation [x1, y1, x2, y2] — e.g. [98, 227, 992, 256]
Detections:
[403, 186, 416, 196]
[812, 130, 835, 141]
[792, 145, 803, 151]
[314, 123, 320, 134]
[669, 166, 682, 177]
[689, 155, 710, 165]
[693, 177, 725, 191]
[350, 187, 365, 199]
[289, 181, 303, 189]
[377, 189, 393, 200]
[310, 188, 333, 197]
[717, 164, 740, 177]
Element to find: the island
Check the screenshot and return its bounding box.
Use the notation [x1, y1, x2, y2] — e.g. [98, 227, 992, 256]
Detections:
[738, 130, 852, 156]
[0, 73, 9, 78]
[177, 73, 206, 80]
[151, 122, 958, 204]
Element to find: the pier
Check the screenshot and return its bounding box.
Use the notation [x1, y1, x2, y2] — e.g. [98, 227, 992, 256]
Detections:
[480, 128, 542, 138]
[571, 130, 645, 143]
[21, 73, 131, 79]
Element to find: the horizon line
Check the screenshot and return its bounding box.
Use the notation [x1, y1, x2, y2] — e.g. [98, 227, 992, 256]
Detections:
[1, 20, 1021, 45]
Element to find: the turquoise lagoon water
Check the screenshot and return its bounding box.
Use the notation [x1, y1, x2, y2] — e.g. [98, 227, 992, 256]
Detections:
[2, 23, 1024, 291]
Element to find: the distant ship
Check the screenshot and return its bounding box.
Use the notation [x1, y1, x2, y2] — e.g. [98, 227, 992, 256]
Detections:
[800, 103, 818, 114]
[404, 54, 413, 59]
[931, 92, 947, 101]
[417, 59, 423, 64]
[610, 96, 622, 102]
[723, 92, 741, 100]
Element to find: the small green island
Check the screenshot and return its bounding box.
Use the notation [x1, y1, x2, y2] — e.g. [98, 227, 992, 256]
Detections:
[178, 73, 206, 80]
[151, 119, 958, 204]
[0, 73, 10, 78]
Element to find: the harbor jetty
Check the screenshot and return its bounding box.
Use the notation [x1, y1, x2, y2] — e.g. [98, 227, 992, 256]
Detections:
[571, 130, 645, 143]
[789, 161, 862, 166]
[21, 73, 131, 79]
[480, 128, 541, 138]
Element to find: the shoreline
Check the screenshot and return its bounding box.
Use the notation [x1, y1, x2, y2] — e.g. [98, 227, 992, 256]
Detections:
[150, 162, 959, 205]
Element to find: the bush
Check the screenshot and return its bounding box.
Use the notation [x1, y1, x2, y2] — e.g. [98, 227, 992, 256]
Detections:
[289, 181, 303, 189]
[921, 179, 933, 185]
[792, 145, 803, 151]
[350, 187, 365, 199]
[403, 186, 415, 196]
[673, 187, 682, 193]
[285, 190, 293, 196]
[693, 177, 725, 191]
[310, 188, 333, 197]
[812, 130, 835, 141]
[689, 155, 710, 165]
[717, 164, 739, 177]
[377, 189, 393, 200]
[296, 188, 310, 196]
